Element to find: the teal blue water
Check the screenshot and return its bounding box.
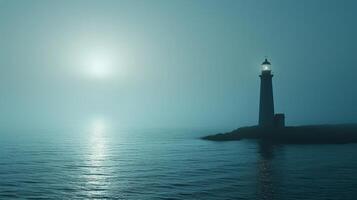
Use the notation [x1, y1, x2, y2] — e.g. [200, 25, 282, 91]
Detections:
[1, 129, 357, 199]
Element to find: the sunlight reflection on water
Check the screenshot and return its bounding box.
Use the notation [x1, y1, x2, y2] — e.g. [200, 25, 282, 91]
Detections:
[84, 119, 111, 198]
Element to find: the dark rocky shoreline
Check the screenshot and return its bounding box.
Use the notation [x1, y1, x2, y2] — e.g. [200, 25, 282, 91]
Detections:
[202, 124, 357, 144]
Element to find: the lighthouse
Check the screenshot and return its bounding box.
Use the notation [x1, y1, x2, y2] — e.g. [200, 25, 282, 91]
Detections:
[258, 58, 285, 128]
[259, 58, 275, 127]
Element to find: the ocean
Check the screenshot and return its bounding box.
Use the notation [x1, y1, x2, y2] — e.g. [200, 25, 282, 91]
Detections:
[1, 128, 357, 199]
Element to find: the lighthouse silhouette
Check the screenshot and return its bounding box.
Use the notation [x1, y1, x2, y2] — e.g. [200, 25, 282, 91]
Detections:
[259, 58, 285, 128]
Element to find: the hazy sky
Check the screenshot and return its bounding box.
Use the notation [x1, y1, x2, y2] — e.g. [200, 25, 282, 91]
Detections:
[1, 0, 357, 131]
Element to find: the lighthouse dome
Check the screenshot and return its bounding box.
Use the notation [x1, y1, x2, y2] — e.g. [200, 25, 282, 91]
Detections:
[262, 58, 271, 71]
[262, 58, 271, 65]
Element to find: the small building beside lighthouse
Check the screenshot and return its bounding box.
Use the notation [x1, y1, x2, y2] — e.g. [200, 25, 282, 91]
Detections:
[259, 58, 285, 128]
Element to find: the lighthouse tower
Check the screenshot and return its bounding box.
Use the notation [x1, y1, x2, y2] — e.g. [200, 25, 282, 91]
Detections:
[259, 58, 275, 127]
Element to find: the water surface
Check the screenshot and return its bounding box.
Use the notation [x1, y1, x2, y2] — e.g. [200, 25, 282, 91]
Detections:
[1, 129, 357, 199]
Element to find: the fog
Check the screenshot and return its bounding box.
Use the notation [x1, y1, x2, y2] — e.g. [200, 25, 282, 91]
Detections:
[1, 0, 357, 132]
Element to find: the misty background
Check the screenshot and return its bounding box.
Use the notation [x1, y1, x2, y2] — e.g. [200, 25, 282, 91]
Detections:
[0, 0, 357, 132]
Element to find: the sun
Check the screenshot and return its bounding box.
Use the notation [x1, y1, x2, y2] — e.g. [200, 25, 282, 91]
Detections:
[77, 46, 118, 80]
[86, 54, 114, 79]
